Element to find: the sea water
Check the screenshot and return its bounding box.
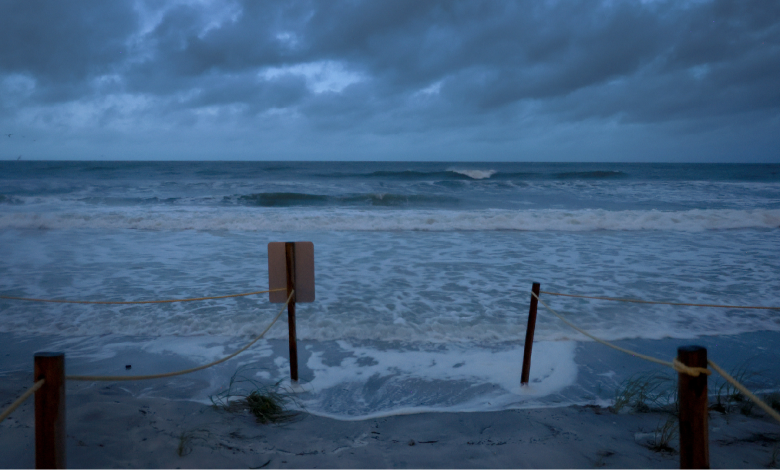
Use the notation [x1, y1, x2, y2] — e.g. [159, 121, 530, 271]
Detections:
[1, 161, 779, 418]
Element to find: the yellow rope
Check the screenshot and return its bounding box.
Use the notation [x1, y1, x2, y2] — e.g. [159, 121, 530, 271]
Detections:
[533, 292, 711, 376]
[532, 292, 679, 370]
[0, 379, 45, 424]
[532, 292, 780, 425]
[0, 288, 285, 305]
[708, 359, 780, 425]
[671, 358, 711, 377]
[540, 290, 780, 310]
[66, 290, 293, 382]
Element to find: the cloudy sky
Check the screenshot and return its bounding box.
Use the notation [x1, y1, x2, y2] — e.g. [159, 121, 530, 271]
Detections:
[1, 0, 778, 162]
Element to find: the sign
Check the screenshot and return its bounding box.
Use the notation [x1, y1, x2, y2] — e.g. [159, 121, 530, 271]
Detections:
[268, 242, 315, 303]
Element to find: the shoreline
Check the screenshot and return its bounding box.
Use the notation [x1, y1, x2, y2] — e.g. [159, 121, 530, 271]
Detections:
[2, 331, 780, 468]
[2, 371, 779, 468]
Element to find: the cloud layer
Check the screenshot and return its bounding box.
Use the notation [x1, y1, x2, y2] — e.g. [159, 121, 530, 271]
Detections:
[1, 0, 778, 161]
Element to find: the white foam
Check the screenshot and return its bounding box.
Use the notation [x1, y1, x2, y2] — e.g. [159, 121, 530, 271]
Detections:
[448, 169, 497, 180]
[296, 340, 578, 418]
[2, 207, 779, 232]
[2, 227, 780, 343]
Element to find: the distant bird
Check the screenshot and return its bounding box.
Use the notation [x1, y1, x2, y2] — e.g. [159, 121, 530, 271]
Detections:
[5, 134, 11, 138]
[17, 155, 22, 160]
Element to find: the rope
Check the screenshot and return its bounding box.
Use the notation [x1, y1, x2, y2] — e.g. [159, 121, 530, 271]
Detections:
[671, 358, 711, 377]
[540, 290, 780, 310]
[533, 292, 709, 376]
[66, 290, 294, 382]
[0, 379, 45, 424]
[0, 288, 285, 305]
[708, 359, 780, 425]
[532, 292, 681, 370]
[532, 292, 780, 425]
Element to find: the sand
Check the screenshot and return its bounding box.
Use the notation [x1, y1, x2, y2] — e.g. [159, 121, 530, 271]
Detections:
[2, 368, 779, 469]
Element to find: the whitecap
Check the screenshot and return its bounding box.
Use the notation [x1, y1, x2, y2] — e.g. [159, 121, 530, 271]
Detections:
[448, 169, 497, 180]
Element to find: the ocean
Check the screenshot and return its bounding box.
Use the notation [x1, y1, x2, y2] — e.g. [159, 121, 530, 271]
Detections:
[1, 161, 780, 418]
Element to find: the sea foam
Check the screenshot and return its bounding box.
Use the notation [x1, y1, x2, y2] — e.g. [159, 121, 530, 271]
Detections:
[2, 208, 778, 232]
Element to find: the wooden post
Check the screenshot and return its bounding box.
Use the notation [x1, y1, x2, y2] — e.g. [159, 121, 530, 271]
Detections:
[285, 242, 298, 382]
[34, 352, 65, 469]
[678, 345, 709, 469]
[521, 282, 540, 386]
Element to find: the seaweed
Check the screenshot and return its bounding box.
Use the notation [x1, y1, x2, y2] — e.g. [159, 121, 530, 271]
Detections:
[209, 366, 301, 424]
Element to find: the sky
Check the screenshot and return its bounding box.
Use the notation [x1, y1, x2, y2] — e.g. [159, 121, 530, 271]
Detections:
[0, 0, 778, 162]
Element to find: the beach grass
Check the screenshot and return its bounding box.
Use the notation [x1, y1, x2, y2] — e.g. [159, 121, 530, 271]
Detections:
[611, 370, 676, 414]
[648, 415, 678, 453]
[711, 360, 760, 415]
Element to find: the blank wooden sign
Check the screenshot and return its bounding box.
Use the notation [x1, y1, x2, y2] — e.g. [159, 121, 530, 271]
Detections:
[268, 242, 315, 303]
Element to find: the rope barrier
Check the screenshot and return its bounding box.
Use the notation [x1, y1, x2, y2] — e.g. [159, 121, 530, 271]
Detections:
[0, 379, 45, 425]
[540, 290, 780, 310]
[66, 290, 294, 382]
[532, 292, 687, 371]
[532, 292, 780, 425]
[708, 359, 780, 425]
[0, 288, 285, 305]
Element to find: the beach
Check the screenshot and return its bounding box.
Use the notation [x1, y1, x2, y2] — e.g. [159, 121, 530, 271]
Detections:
[2, 331, 780, 468]
[3, 0, 780, 463]
[2, 161, 780, 467]
[2, 365, 779, 469]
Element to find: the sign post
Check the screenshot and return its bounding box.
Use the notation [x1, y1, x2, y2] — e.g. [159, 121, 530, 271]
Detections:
[521, 282, 540, 386]
[269, 242, 315, 382]
[285, 242, 298, 382]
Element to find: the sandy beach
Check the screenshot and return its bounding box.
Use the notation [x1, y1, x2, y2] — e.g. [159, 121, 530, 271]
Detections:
[2, 363, 779, 469]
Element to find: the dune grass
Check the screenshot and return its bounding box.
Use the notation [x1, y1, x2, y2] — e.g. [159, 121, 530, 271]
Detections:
[610, 361, 772, 418]
[648, 416, 678, 453]
[611, 370, 676, 414]
[711, 360, 761, 416]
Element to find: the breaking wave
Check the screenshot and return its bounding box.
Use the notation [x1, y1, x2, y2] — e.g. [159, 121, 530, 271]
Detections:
[2, 208, 778, 232]
[319, 169, 499, 180]
[447, 169, 497, 180]
[313, 169, 631, 181]
[232, 192, 459, 207]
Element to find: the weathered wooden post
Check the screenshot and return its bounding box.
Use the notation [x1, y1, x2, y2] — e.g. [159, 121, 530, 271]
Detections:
[678, 345, 709, 469]
[521, 282, 541, 386]
[285, 242, 298, 382]
[34, 352, 65, 469]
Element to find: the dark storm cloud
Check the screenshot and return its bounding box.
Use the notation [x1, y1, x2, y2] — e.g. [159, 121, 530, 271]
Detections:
[0, 0, 138, 102]
[0, 0, 778, 160]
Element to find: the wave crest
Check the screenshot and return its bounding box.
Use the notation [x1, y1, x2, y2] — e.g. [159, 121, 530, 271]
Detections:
[2, 208, 778, 232]
[447, 169, 497, 180]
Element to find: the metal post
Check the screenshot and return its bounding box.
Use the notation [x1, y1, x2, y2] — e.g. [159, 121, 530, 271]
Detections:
[521, 282, 540, 385]
[678, 345, 709, 469]
[34, 352, 65, 469]
[285, 242, 298, 382]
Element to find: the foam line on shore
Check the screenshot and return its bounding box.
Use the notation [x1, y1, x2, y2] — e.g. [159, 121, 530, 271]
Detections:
[291, 340, 578, 418]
